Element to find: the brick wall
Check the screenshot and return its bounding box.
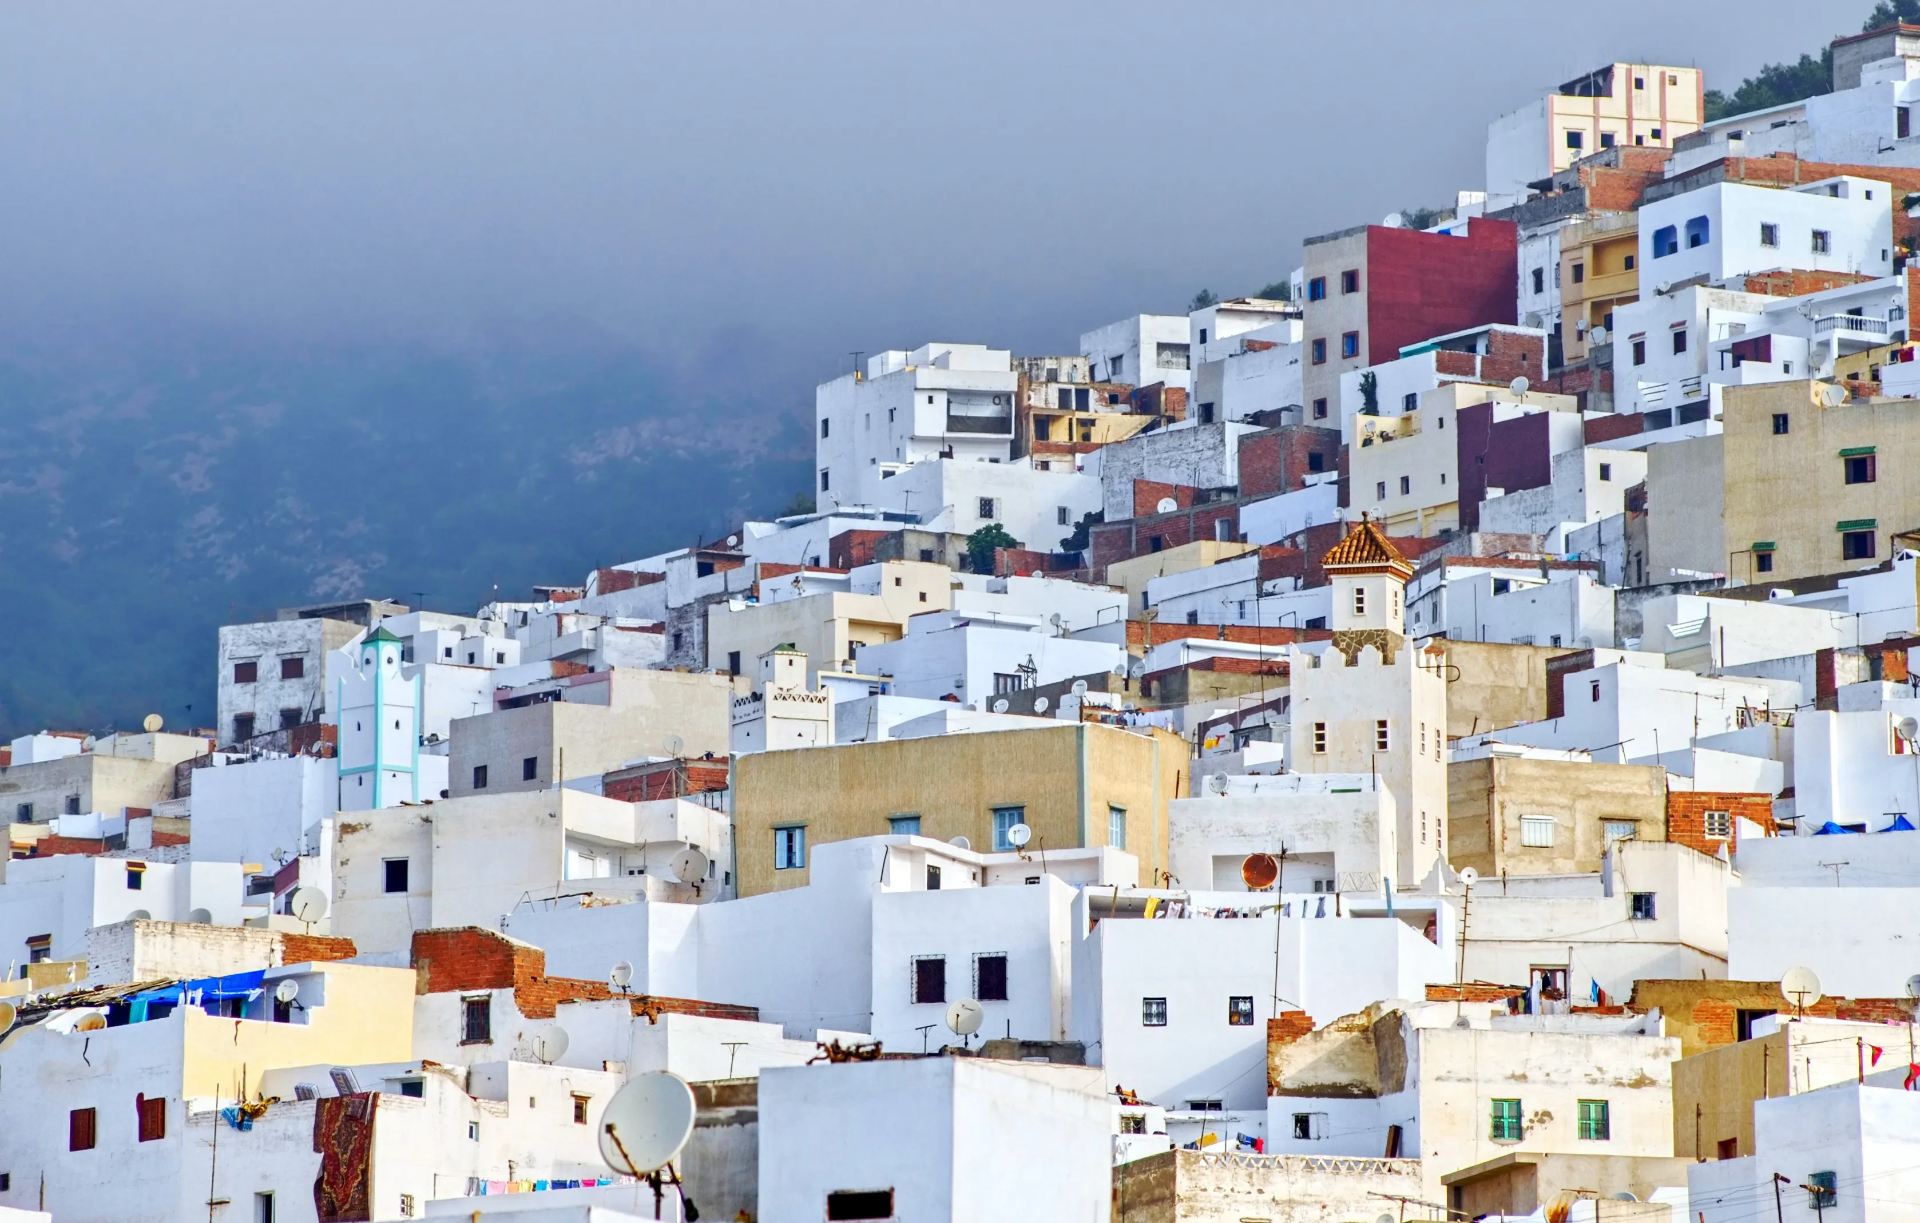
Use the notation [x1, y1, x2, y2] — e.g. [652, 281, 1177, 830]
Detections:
[592, 567, 662, 595]
[278, 933, 359, 965]
[1236, 424, 1343, 498]
[603, 758, 730, 803]
[1264, 1010, 1318, 1094]
[1667, 792, 1774, 856]
[828, 530, 893, 571]
[1425, 983, 1527, 1003]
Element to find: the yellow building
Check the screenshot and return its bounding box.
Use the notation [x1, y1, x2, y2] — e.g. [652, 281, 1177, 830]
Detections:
[704, 561, 953, 679]
[730, 722, 1188, 896]
[1559, 212, 1640, 362]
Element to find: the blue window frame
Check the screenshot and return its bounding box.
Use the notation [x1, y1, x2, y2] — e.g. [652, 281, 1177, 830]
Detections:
[774, 825, 806, 870]
[1652, 225, 1678, 258]
[992, 806, 1025, 850]
[1307, 277, 1327, 301]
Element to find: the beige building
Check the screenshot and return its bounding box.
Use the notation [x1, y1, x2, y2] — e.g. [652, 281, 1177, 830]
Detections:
[1105, 540, 1253, 614]
[1440, 640, 1580, 739]
[1488, 64, 1703, 202]
[704, 560, 953, 680]
[1447, 754, 1669, 877]
[1560, 212, 1641, 362]
[1650, 380, 1920, 586]
[730, 722, 1187, 897]
[0, 733, 207, 824]
[1673, 1016, 1904, 1160]
[448, 668, 737, 798]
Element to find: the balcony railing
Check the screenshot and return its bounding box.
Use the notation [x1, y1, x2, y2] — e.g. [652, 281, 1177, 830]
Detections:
[1812, 314, 1890, 337]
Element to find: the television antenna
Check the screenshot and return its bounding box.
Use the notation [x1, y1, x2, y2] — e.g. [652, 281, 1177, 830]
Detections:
[610, 962, 634, 994]
[532, 1025, 570, 1065]
[1819, 384, 1847, 408]
[1006, 823, 1032, 850]
[289, 886, 328, 932]
[946, 998, 984, 1048]
[1905, 973, 1920, 1000]
[1071, 680, 1088, 696]
[127, 909, 151, 921]
[1780, 966, 1822, 1016]
[1590, 325, 1608, 345]
[1509, 376, 1530, 399]
[1208, 772, 1230, 795]
[598, 1070, 699, 1220]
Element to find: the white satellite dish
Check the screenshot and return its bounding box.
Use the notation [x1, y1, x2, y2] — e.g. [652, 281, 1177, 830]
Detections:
[1780, 966, 1823, 1012]
[188, 908, 213, 925]
[1033, 696, 1049, 713]
[142, 713, 164, 734]
[992, 698, 1010, 714]
[946, 998, 985, 1037]
[75, 1014, 106, 1032]
[289, 887, 328, 924]
[1156, 497, 1178, 514]
[0, 1001, 15, 1030]
[597, 1071, 697, 1177]
[274, 979, 301, 1004]
[1509, 376, 1530, 398]
[1905, 973, 1920, 1000]
[1899, 717, 1919, 743]
[1458, 866, 1480, 888]
[1209, 772, 1230, 795]
[1071, 679, 1089, 696]
[127, 909, 151, 921]
[949, 836, 971, 850]
[1654, 280, 1673, 296]
[726, 535, 740, 548]
[664, 734, 686, 758]
[1590, 326, 1608, 345]
[1007, 823, 1032, 849]
[532, 1026, 570, 1065]
[1818, 384, 1847, 408]
[1383, 211, 1406, 228]
[671, 847, 710, 885]
[609, 961, 634, 991]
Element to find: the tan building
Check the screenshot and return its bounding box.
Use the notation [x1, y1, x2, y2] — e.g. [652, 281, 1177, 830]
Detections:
[704, 561, 953, 680]
[1559, 212, 1641, 362]
[1488, 64, 1704, 202]
[1440, 640, 1580, 740]
[1105, 540, 1253, 616]
[730, 722, 1187, 897]
[1654, 380, 1920, 586]
[0, 733, 208, 824]
[1447, 754, 1668, 876]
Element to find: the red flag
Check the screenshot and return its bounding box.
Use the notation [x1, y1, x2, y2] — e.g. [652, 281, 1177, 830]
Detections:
[1869, 1045, 1884, 1066]
[1905, 1063, 1920, 1091]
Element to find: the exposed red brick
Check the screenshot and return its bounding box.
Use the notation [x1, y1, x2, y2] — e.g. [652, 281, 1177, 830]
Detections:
[1667, 792, 1774, 856]
[828, 530, 893, 572]
[31, 835, 109, 857]
[409, 926, 758, 1023]
[603, 758, 730, 803]
[278, 933, 358, 965]
[1427, 983, 1528, 1003]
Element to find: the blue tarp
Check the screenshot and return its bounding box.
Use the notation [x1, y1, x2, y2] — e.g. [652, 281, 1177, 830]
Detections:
[127, 970, 266, 1023]
[1889, 815, 1917, 831]
[1813, 822, 1862, 835]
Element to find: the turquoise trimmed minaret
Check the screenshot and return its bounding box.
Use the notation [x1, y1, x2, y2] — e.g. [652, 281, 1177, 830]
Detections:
[337, 626, 423, 811]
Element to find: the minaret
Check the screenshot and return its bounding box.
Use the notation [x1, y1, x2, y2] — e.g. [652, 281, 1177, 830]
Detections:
[337, 626, 423, 810]
[1289, 516, 1447, 889]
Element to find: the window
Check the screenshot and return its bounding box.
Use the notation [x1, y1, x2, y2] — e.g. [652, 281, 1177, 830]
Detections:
[1684, 216, 1709, 248]
[1311, 338, 1326, 364]
[819, 469, 830, 492]
[1340, 270, 1359, 294]
[572, 1094, 590, 1124]
[925, 864, 941, 890]
[137, 1094, 166, 1142]
[1312, 397, 1327, 419]
[1757, 552, 1774, 573]
[1520, 816, 1556, 847]
[399, 1195, 415, 1218]
[1652, 225, 1677, 258]
[993, 672, 1025, 695]
[1354, 588, 1367, 615]
[1672, 329, 1687, 355]
[398, 1079, 423, 1098]
[522, 756, 538, 781]
[1845, 454, 1876, 484]
[1566, 130, 1584, 151]
[1198, 401, 1215, 424]
[1228, 996, 1255, 1026]
[70, 1108, 97, 1152]
[1532, 268, 1545, 294]
[1571, 262, 1585, 285]
[827, 1190, 895, 1221]
[992, 807, 1025, 851]
[1198, 328, 1208, 345]
[1109, 805, 1127, 850]
[1187, 1099, 1224, 1112]
[977, 497, 995, 520]
[1604, 820, 1638, 843]
[1812, 229, 1831, 254]
[1628, 338, 1645, 366]
[1760, 222, 1779, 248]
[27, 935, 50, 964]
[1308, 452, 1325, 472]
[1057, 505, 1071, 526]
[774, 826, 807, 870]
[1599, 462, 1613, 482]
[1308, 276, 1327, 301]
[274, 656, 306, 683]
[1773, 412, 1790, 435]
[1577, 1099, 1610, 1140]
[912, 956, 946, 1004]
[1376, 481, 1387, 500]
[1806, 1171, 1836, 1210]
[889, 814, 920, 836]
[1629, 891, 1656, 920]
[1904, 106, 1914, 139]
[277, 708, 301, 731]
[1600, 132, 1616, 149]
[232, 660, 258, 684]
[256, 1191, 276, 1223]
[1490, 1098, 1522, 1141]
[15, 802, 29, 822]
[820, 418, 829, 438]
[1844, 530, 1877, 561]
[976, 954, 1009, 1001]
[383, 858, 408, 894]
[1624, 254, 1635, 270]
[1401, 392, 1418, 413]
[1293, 1112, 1328, 1139]
[1142, 997, 1168, 1026]
[126, 865, 144, 890]
[1399, 475, 1410, 495]
[1341, 331, 1359, 359]
[1119, 1113, 1146, 1134]
[1374, 720, 1390, 751]
[461, 996, 491, 1044]
[472, 764, 488, 789]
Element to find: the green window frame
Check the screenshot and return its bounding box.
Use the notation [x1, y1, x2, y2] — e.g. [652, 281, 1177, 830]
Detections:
[1577, 1098, 1610, 1140]
[1490, 1098, 1522, 1141]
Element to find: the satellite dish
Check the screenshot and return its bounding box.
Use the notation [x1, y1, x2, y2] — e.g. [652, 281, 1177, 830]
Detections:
[949, 836, 971, 850]
[289, 887, 328, 924]
[1590, 326, 1608, 345]
[1509, 376, 1530, 398]
[1210, 772, 1231, 793]
[1032, 696, 1049, 713]
[1383, 211, 1406, 228]
[75, 1014, 107, 1032]
[127, 909, 151, 921]
[1007, 823, 1032, 849]
[597, 1071, 696, 1177]
[1654, 280, 1673, 296]
[142, 713, 164, 733]
[1781, 966, 1823, 1011]
[1610, 1193, 1640, 1202]
[992, 698, 1010, 714]
[532, 1026, 571, 1065]
[1242, 853, 1279, 890]
[1071, 680, 1089, 696]
[1458, 866, 1480, 888]
[1156, 497, 1178, 514]
[609, 961, 634, 991]
[664, 734, 686, 758]
[0, 1002, 14, 1030]
[1819, 384, 1847, 408]
[946, 998, 985, 1037]
[1900, 717, 1919, 742]
[726, 535, 740, 547]
[1905, 973, 1920, 1000]
[274, 979, 301, 1004]
[1378, 1213, 1398, 1223]
[671, 847, 710, 885]
[188, 908, 213, 925]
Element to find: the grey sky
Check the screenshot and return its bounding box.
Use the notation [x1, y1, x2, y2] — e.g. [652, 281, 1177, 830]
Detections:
[0, 2, 1854, 385]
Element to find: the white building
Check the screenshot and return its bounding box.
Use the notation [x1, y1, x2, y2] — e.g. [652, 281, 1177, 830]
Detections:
[1081, 313, 1192, 392]
[729, 648, 833, 755]
[216, 612, 368, 746]
[0, 855, 248, 966]
[815, 344, 1019, 510]
[1142, 550, 1333, 631]
[856, 611, 1125, 706]
[334, 626, 446, 810]
[858, 455, 1102, 558]
[1726, 827, 1920, 997]
[1638, 176, 1893, 292]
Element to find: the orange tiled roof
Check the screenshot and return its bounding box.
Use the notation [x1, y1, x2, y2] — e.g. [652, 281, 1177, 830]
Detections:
[1320, 516, 1413, 579]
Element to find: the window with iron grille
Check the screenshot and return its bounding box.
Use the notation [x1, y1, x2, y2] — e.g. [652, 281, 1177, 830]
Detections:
[912, 956, 946, 1005]
[1227, 996, 1254, 1026]
[1142, 997, 1168, 1026]
[975, 954, 1008, 1001]
[1703, 810, 1731, 839]
[461, 996, 492, 1044]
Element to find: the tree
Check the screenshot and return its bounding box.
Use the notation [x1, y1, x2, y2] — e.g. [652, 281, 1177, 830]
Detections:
[965, 523, 1020, 574]
[1358, 370, 1380, 416]
[1188, 289, 1219, 312]
[1703, 50, 1832, 121]
[1865, 0, 1920, 29]
[779, 491, 816, 517]
[1255, 280, 1293, 301]
[1400, 206, 1453, 231]
[1059, 509, 1103, 553]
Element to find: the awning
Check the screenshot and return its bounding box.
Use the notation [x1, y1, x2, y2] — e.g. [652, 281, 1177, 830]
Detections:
[125, 970, 266, 1022]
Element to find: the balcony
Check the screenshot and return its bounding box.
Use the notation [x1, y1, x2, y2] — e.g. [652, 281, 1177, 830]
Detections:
[1812, 313, 1894, 355]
